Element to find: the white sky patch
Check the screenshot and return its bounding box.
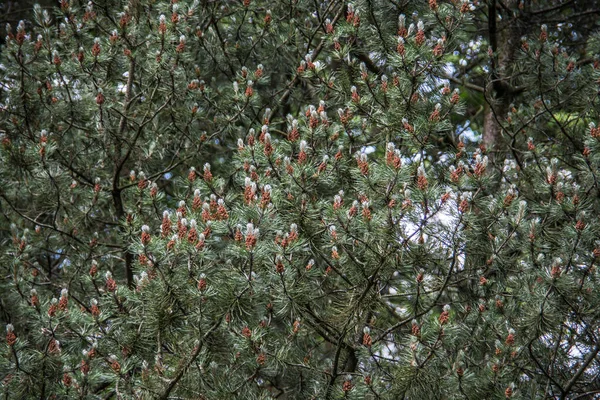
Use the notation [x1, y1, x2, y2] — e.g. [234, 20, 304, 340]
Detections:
[361, 145, 376, 154]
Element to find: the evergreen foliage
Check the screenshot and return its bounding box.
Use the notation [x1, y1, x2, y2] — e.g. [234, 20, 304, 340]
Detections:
[1, 0, 600, 399]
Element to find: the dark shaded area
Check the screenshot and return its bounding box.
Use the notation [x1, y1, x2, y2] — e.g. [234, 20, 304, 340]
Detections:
[0, 0, 57, 48]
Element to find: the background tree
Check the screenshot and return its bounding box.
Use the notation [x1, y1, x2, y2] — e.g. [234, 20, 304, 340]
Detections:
[1, 0, 600, 399]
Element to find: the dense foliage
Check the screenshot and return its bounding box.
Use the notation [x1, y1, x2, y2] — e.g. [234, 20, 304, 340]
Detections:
[1, 0, 600, 399]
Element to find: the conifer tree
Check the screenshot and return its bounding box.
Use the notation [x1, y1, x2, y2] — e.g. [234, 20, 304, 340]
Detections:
[1, 1, 600, 399]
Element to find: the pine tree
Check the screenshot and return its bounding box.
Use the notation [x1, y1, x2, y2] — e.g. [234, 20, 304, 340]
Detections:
[1, 1, 600, 399]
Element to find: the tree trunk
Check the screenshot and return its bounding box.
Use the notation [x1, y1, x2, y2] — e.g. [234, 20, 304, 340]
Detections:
[483, 0, 521, 164]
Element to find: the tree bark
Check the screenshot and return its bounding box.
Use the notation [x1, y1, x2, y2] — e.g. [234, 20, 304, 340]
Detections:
[484, 0, 521, 163]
